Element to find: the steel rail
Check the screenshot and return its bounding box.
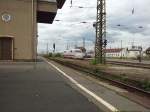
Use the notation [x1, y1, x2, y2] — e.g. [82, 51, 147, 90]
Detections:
[107, 61, 150, 69]
[51, 58, 150, 98]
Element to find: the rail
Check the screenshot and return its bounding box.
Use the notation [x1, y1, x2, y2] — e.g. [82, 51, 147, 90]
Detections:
[107, 61, 150, 69]
[50, 58, 150, 98]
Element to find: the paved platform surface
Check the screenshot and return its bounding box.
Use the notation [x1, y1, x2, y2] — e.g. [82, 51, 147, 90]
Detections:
[0, 61, 101, 112]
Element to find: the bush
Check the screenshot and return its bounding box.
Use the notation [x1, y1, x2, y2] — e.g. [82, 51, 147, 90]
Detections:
[53, 53, 62, 57]
[141, 79, 150, 91]
[43, 54, 49, 58]
[48, 53, 53, 57]
[90, 59, 98, 65]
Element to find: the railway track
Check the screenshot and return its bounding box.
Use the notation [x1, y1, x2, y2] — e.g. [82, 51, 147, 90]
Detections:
[84, 58, 150, 69]
[107, 60, 150, 69]
[50, 58, 150, 98]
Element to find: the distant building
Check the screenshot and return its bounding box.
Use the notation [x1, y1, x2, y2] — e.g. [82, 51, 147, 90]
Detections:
[104, 46, 143, 58]
[85, 48, 127, 58]
[83, 45, 144, 59]
[105, 48, 127, 58]
[126, 46, 142, 58]
[146, 47, 150, 55]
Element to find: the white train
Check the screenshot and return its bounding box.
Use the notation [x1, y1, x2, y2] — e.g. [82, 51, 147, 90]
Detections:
[63, 49, 85, 59]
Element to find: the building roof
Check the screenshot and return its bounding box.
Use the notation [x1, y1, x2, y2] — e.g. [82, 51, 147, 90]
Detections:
[37, 0, 66, 24]
[146, 47, 150, 51]
[56, 0, 66, 9]
[39, 0, 56, 2]
[37, 12, 56, 24]
[146, 47, 150, 54]
[127, 46, 142, 51]
[39, 0, 66, 9]
[104, 48, 123, 53]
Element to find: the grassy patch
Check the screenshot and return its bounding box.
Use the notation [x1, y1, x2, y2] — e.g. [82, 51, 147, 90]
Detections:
[141, 79, 150, 91]
[90, 59, 98, 65]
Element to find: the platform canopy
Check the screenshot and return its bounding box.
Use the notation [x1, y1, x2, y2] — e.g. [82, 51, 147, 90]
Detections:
[37, 0, 66, 24]
[56, 0, 66, 9]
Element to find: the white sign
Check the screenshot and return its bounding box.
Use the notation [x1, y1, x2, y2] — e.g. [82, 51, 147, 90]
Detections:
[2, 13, 12, 22]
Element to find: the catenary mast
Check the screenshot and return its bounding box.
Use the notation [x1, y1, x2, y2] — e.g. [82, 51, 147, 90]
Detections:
[95, 0, 106, 64]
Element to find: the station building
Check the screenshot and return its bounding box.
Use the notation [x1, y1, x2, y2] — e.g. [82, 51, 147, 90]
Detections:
[0, 0, 65, 60]
[105, 46, 143, 59]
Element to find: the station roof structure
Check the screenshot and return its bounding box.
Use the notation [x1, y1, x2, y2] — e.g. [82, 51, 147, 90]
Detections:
[37, 0, 66, 24]
[39, 0, 65, 8]
[56, 0, 66, 9]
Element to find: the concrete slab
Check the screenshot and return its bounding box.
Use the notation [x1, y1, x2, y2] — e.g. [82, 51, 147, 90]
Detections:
[0, 61, 101, 112]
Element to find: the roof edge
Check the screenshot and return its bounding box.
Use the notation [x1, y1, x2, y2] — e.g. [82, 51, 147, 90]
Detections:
[57, 0, 66, 9]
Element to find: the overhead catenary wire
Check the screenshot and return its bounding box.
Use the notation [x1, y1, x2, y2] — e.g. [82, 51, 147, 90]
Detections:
[67, 6, 96, 8]
[69, 0, 96, 8]
[61, 0, 143, 30]
[49, 0, 147, 51]
[53, 19, 145, 30]
[56, 0, 143, 31]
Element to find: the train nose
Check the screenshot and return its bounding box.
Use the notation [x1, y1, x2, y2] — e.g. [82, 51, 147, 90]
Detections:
[76, 53, 84, 58]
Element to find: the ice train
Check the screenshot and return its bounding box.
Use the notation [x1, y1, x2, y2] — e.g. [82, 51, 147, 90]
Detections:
[63, 49, 85, 59]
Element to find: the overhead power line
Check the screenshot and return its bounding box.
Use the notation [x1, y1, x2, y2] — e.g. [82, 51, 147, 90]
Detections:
[67, 6, 96, 8]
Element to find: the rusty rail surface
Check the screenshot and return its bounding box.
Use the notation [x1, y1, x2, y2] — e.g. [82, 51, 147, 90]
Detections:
[107, 61, 150, 69]
[84, 58, 150, 69]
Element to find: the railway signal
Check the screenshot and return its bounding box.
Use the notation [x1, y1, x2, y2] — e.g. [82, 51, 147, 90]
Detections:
[104, 39, 107, 47]
[53, 43, 56, 53]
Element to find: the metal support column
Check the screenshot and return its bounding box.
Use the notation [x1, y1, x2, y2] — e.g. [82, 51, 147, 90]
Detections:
[95, 0, 106, 64]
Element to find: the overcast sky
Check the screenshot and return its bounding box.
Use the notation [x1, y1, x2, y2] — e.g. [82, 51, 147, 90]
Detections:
[38, 0, 150, 53]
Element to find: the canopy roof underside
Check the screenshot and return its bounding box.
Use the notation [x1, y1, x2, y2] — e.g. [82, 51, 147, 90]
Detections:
[37, 0, 66, 24]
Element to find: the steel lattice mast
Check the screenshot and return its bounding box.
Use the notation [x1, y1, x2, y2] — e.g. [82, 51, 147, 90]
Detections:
[95, 0, 106, 64]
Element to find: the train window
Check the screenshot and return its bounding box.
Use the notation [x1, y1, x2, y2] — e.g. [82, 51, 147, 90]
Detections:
[75, 50, 82, 53]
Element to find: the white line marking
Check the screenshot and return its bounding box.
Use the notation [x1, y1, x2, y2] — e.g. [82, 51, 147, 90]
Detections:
[45, 59, 119, 112]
